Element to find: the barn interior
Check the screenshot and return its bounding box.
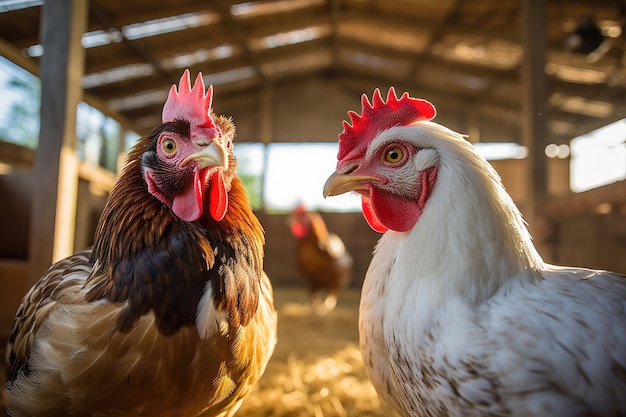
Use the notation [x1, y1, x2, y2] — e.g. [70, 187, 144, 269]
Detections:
[0, 0, 625, 415]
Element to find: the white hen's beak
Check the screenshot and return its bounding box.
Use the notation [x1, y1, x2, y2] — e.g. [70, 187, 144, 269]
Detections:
[323, 172, 372, 197]
[323, 165, 379, 197]
[181, 140, 228, 170]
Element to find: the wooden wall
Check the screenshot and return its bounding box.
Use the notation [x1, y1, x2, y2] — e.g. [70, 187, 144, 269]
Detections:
[0, 169, 110, 338]
[556, 213, 626, 274]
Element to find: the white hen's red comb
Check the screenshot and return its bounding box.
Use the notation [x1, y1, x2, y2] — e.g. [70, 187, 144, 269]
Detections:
[162, 69, 221, 139]
[337, 88, 435, 162]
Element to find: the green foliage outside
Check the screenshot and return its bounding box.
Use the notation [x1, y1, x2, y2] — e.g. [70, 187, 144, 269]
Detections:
[0, 64, 41, 148]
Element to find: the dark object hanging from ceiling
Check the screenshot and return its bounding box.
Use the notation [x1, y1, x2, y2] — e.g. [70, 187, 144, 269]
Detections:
[564, 16, 605, 55]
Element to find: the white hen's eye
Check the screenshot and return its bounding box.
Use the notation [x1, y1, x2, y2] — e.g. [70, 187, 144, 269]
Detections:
[383, 146, 404, 164]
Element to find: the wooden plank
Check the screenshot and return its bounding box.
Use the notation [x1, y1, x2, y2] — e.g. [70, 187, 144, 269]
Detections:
[0, 173, 32, 259]
[520, 0, 549, 244]
[28, 0, 88, 284]
[0, 260, 30, 338]
[542, 180, 626, 220]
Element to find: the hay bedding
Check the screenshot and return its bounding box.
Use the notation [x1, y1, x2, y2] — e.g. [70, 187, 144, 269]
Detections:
[237, 288, 395, 417]
[1, 288, 395, 417]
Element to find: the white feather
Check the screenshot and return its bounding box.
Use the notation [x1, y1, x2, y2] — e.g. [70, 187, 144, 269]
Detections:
[196, 281, 229, 339]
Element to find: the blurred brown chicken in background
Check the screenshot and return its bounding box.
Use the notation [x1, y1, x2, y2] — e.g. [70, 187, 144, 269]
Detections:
[288, 205, 353, 315]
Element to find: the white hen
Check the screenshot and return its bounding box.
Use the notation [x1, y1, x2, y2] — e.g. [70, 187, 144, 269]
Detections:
[323, 88, 626, 417]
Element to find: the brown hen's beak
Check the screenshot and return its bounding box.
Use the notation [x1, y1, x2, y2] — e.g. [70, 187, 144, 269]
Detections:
[323, 171, 378, 197]
[181, 140, 228, 170]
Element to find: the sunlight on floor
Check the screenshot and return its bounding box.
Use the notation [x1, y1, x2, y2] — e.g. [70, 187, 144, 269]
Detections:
[237, 287, 394, 417]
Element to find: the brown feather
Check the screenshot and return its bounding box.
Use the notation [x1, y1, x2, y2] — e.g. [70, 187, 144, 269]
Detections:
[5, 115, 276, 417]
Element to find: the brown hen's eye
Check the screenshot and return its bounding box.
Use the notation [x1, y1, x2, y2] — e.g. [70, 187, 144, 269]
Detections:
[384, 147, 404, 163]
[162, 139, 177, 154]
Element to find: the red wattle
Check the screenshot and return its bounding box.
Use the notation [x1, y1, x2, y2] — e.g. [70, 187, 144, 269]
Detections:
[369, 188, 420, 232]
[290, 222, 309, 238]
[362, 196, 388, 233]
[172, 168, 207, 222]
[362, 166, 438, 233]
[209, 172, 228, 221]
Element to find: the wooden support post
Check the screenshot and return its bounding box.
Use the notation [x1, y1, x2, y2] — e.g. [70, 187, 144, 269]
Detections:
[521, 0, 550, 257]
[28, 0, 88, 284]
[117, 129, 129, 175]
[259, 83, 273, 211]
[260, 83, 273, 145]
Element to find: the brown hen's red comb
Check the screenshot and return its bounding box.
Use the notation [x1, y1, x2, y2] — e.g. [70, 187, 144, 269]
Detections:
[162, 69, 221, 139]
[337, 88, 435, 162]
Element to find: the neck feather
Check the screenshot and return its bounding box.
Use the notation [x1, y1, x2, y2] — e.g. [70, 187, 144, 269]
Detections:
[379, 124, 544, 305]
[88, 157, 264, 333]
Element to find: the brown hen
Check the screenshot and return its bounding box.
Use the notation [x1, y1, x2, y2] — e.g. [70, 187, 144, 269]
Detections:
[4, 70, 277, 417]
[288, 205, 353, 315]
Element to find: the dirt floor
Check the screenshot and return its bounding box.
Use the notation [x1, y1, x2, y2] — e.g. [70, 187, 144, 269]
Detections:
[1, 287, 396, 417]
